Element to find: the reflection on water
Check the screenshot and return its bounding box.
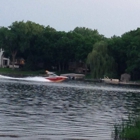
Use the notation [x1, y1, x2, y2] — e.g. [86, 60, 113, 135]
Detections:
[0, 79, 140, 140]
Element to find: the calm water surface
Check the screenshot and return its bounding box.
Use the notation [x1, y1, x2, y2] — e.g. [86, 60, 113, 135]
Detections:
[0, 78, 140, 140]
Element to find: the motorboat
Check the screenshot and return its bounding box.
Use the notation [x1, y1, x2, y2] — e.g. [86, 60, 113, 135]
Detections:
[45, 76, 68, 82]
[101, 76, 119, 84]
[0, 70, 68, 83]
[102, 78, 119, 84]
[45, 70, 68, 82]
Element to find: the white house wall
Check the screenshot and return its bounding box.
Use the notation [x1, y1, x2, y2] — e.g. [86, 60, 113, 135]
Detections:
[0, 48, 10, 68]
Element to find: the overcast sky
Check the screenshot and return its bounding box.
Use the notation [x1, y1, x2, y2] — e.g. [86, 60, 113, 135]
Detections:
[0, 0, 140, 37]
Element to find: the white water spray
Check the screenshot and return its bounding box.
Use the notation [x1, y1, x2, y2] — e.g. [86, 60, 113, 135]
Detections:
[0, 75, 51, 82]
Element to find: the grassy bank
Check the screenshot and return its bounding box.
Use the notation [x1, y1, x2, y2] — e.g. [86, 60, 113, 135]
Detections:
[113, 116, 140, 140]
[0, 68, 46, 76]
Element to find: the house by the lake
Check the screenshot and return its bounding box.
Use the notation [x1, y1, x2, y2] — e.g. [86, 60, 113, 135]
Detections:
[0, 48, 24, 68]
[0, 48, 10, 68]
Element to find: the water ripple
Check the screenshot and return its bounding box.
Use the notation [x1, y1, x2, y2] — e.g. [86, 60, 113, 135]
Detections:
[0, 79, 139, 140]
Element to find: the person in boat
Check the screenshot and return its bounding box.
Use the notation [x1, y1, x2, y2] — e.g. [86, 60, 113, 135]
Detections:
[45, 70, 57, 77]
[45, 70, 49, 77]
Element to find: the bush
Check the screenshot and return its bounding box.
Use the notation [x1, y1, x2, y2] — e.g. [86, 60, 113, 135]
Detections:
[113, 116, 140, 140]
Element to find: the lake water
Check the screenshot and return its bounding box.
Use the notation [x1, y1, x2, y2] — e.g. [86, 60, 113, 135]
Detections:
[0, 76, 140, 140]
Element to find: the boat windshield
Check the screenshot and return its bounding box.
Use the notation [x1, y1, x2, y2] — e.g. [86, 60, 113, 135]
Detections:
[48, 73, 57, 77]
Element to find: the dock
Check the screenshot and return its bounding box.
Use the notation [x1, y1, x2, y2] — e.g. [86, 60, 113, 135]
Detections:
[60, 73, 85, 80]
[102, 78, 140, 87]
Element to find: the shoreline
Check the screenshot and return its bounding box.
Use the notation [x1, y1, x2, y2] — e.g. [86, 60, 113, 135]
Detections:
[1, 72, 140, 88]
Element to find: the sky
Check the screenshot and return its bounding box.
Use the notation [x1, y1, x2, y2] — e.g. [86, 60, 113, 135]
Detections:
[0, 0, 140, 38]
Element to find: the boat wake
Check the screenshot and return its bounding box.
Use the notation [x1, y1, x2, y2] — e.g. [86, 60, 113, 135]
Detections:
[0, 75, 139, 93]
[0, 75, 51, 82]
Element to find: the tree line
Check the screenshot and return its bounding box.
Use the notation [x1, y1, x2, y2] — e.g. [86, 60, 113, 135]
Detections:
[0, 21, 140, 80]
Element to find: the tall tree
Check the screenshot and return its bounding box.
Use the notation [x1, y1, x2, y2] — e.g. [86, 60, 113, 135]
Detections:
[87, 41, 116, 78]
[107, 36, 126, 77]
[0, 27, 8, 49]
[3, 21, 30, 69]
[122, 28, 140, 80]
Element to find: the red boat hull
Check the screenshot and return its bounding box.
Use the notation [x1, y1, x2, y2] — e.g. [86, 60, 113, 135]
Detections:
[45, 76, 67, 82]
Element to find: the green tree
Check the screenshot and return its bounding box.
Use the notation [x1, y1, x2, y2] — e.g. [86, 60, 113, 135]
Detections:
[0, 27, 9, 49]
[17, 21, 45, 70]
[2, 21, 31, 69]
[107, 36, 126, 77]
[122, 28, 140, 80]
[87, 41, 116, 78]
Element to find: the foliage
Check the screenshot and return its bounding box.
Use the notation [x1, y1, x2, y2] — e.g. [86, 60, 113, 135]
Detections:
[107, 36, 126, 77]
[87, 41, 116, 78]
[121, 28, 140, 80]
[0, 21, 140, 80]
[0, 68, 45, 76]
[113, 116, 140, 140]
